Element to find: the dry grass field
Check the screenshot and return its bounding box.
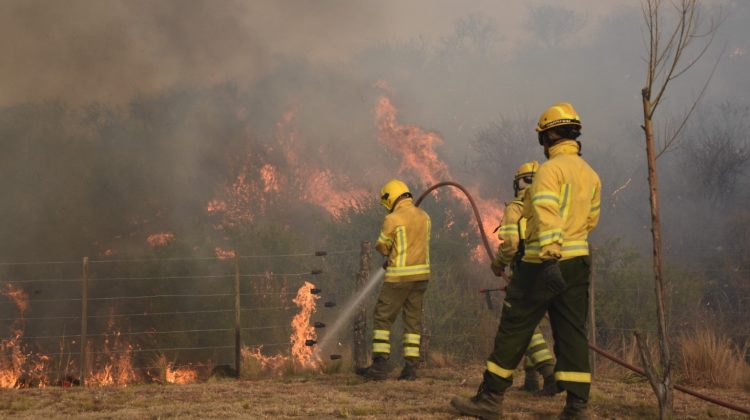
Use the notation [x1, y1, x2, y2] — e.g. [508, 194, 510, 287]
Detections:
[0, 366, 747, 419]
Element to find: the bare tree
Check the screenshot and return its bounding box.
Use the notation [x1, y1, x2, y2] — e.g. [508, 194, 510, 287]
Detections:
[684, 102, 750, 204]
[638, 0, 719, 418]
[470, 115, 538, 196]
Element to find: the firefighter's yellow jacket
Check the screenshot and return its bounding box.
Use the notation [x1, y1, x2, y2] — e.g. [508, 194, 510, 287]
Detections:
[376, 198, 431, 282]
[522, 140, 601, 263]
[493, 190, 529, 266]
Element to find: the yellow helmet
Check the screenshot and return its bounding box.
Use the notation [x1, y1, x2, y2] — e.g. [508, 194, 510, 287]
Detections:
[380, 179, 411, 211]
[536, 103, 581, 132]
[514, 160, 539, 181]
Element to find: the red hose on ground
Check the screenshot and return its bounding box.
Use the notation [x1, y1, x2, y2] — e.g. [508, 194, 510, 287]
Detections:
[414, 181, 749, 415]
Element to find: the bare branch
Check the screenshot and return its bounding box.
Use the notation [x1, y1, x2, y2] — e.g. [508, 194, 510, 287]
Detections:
[656, 43, 725, 159]
[650, 1, 694, 116]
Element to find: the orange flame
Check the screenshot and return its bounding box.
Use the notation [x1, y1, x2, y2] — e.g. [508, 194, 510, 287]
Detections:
[260, 163, 281, 193]
[207, 199, 228, 214]
[241, 346, 287, 375]
[146, 232, 175, 248]
[289, 281, 320, 369]
[208, 107, 368, 233]
[275, 110, 367, 218]
[375, 94, 503, 260]
[89, 323, 137, 387]
[1, 285, 49, 388]
[240, 281, 321, 376]
[165, 364, 198, 384]
[215, 247, 236, 260]
[2, 283, 29, 315]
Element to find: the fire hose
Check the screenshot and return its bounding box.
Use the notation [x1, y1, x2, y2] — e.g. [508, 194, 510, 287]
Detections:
[414, 181, 749, 415]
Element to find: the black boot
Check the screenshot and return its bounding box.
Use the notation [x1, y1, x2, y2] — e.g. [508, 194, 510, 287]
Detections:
[536, 363, 557, 396]
[537, 373, 558, 396]
[357, 356, 391, 381]
[398, 360, 417, 381]
[450, 381, 504, 420]
[559, 393, 588, 420]
[522, 368, 539, 392]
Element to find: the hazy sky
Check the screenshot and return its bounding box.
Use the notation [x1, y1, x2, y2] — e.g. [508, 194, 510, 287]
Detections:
[0, 0, 704, 107]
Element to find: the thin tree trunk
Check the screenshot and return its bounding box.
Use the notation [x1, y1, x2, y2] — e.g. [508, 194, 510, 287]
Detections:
[641, 88, 673, 418]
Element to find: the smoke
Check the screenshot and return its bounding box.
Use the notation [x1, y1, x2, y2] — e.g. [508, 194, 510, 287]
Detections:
[0, 0, 383, 106]
[1, 0, 748, 377]
[0, 0, 747, 259]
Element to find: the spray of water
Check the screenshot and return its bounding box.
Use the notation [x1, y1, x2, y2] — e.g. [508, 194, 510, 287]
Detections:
[316, 267, 385, 352]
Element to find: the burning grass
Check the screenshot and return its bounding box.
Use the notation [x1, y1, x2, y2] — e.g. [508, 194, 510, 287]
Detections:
[1, 280, 322, 388]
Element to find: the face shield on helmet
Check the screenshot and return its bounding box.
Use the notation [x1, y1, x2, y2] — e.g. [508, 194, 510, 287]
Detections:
[379, 179, 412, 212]
[513, 161, 539, 196]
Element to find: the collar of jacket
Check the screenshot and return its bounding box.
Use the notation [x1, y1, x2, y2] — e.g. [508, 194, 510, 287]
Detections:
[548, 140, 579, 158]
[393, 197, 414, 212]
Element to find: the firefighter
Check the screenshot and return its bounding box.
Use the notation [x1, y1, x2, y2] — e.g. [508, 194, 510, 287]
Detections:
[491, 160, 556, 395]
[359, 178, 431, 381]
[451, 103, 601, 419]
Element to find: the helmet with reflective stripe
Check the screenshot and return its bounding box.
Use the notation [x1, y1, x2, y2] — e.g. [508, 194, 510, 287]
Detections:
[380, 179, 411, 211]
[535, 103, 581, 133]
[514, 160, 539, 182]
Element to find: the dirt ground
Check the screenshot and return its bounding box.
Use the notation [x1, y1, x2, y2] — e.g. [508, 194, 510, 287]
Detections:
[0, 366, 747, 419]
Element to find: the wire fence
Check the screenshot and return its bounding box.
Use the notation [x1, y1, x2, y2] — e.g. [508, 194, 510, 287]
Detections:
[0, 248, 361, 386]
[1, 245, 748, 391]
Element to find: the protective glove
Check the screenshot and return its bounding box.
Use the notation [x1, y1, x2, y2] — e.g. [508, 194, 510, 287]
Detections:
[539, 259, 566, 295]
[490, 260, 506, 277]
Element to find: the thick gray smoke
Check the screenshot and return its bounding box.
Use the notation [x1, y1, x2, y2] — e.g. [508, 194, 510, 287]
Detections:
[0, 0, 748, 375]
[0, 0, 747, 260]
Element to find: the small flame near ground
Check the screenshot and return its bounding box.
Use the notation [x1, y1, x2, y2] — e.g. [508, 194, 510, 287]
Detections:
[1, 284, 50, 388]
[242, 281, 321, 376]
[290, 281, 321, 369]
[1, 280, 320, 387]
[87, 328, 137, 387]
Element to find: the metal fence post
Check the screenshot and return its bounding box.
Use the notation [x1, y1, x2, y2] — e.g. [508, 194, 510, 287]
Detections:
[234, 255, 241, 379]
[353, 241, 370, 370]
[80, 256, 89, 386]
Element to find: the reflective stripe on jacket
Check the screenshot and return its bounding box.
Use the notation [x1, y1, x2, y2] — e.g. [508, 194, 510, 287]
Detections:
[376, 198, 431, 282]
[522, 140, 601, 262]
[493, 195, 526, 266]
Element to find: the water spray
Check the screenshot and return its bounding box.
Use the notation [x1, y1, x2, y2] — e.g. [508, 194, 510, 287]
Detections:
[315, 267, 386, 352]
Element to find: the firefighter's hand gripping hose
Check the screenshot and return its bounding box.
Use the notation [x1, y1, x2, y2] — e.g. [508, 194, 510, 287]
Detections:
[414, 181, 749, 415]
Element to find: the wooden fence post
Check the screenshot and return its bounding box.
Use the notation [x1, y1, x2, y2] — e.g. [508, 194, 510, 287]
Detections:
[80, 256, 89, 386]
[234, 255, 241, 379]
[353, 241, 371, 370]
